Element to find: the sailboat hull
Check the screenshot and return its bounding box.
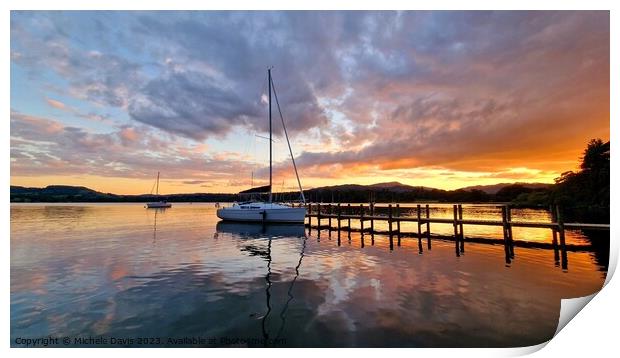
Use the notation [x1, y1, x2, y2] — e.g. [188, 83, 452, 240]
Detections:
[146, 201, 172, 208]
[216, 207, 306, 223]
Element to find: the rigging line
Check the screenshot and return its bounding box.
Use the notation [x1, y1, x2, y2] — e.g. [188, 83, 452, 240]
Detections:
[149, 179, 156, 195]
[255, 134, 276, 142]
[251, 132, 258, 184]
[270, 77, 306, 204]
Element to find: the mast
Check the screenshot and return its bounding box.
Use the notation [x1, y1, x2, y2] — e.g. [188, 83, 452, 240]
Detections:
[268, 68, 273, 203]
[155, 171, 160, 196]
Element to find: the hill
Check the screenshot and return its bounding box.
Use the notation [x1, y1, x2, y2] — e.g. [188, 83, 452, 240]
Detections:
[9, 181, 549, 205]
[459, 182, 552, 194]
[10, 185, 237, 203]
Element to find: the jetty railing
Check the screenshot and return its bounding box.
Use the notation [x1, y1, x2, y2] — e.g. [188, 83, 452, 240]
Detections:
[304, 202, 609, 268]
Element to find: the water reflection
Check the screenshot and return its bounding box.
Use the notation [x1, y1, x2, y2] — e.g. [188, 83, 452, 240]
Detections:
[150, 208, 168, 243]
[216, 222, 306, 238]
[216, 222, 307, 347]
[11, 204, 607, 347]
[582, 229, 609, 269]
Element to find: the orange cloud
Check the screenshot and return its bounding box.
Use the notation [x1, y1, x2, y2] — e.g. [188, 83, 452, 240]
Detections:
[45, 98, 66, 110]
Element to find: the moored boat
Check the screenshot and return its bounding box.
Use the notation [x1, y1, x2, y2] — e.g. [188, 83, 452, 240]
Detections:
[146, 172, 172, 209]
[216, 69, 306, 223]
[146, 201, 171, 209]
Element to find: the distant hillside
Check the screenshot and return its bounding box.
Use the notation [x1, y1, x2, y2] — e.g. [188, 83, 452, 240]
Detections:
[11, 181, 552, 205]
[303, 181, 467, 203]
[10, 185, 237, 203]
[368, 181, 435, 192]
[315, 181, 431, 193]
[459, 182, 552, 194]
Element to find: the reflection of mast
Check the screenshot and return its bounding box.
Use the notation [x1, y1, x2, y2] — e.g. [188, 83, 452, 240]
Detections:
[153, 209, 158, 242]
[261, 235, 308, 346]
[275, 235, 307, 341]
[261, 238, 273, 346]
[220, 223, 306, 347]
[152, 208, 166, 242]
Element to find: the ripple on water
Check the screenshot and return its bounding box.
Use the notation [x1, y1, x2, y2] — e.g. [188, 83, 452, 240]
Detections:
[10, 204, 607, 347]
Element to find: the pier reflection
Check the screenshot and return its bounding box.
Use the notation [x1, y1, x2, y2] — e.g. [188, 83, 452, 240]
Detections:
[308, 223, 608, 272]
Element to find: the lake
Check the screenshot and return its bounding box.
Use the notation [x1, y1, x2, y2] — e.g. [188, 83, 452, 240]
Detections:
[10, 203, 607, 347]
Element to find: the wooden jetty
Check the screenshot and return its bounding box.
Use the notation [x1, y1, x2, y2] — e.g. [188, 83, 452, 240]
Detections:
[305, 202, 609, 267]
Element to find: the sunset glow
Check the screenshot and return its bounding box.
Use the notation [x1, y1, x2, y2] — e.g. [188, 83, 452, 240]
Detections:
[10, 11, 610, 194]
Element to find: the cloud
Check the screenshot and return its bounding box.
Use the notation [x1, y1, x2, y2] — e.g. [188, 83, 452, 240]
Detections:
[10, 11, 610, 186]
[183, 180, 210, 185]
[10, 111, 255, 187]
[45, 98, 66, 109]
[288, 11, 609, 174]
[128, 69, 262, 140]
[118, 126, 138, 145]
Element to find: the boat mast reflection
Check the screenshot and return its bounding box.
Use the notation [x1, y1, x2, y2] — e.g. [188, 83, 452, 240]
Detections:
[215, 221, 307, 346]
[150, 208, 167, 243]
[275, 235, 307, 341]
[262, 237, 272, 345]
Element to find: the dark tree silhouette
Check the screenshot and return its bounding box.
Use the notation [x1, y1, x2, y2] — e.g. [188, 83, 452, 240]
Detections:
[552, 139, 610, 223]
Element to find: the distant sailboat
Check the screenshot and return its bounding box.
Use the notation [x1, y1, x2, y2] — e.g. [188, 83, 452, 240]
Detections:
[146, 172, 172, 209]
[217, 69, 306, 223]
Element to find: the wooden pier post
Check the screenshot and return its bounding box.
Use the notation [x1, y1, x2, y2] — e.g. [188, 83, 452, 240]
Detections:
[453, 205, 460, 257]
[308, 203, 312, 234]
[550, 205, 560, 266]
[417, 204, 423, 253]
[317, 203, 321, 230]
[347, 203, 352, 240]
[556, 205, 568, 270]
[507, 205, 514, 258]
[426, 204, 431, 250]
[360, 204, 365, 248]
[337, 203, 341, 238]
[396, 203, 401, 246]
[328, 203, 332, 231]
[360, 204, 364, 237]
[337, 203, 341, 246]
[370, 202, 375, 245]
[458, 204, 464, 253]
[388, 204, 393, 237]
[501, 206, 511, 264]
[370, 203, 375, 233]
[388, 204, 394, 250]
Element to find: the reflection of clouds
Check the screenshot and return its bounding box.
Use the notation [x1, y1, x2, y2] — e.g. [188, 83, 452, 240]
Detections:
[109, 262, 129, 282]
[296, 238, 605, 346]
[11, 204, 607, 347]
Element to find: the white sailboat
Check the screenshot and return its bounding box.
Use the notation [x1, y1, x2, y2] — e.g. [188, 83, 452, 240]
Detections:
[145, 171, 172, 209]
[217, 69, 307, 223]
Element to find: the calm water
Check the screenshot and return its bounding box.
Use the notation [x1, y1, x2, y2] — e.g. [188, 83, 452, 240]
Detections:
[11, 203, 607, 347]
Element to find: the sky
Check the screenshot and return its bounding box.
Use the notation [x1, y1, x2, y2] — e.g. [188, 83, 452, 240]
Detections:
[10, 11, 610, 194]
